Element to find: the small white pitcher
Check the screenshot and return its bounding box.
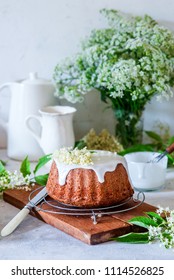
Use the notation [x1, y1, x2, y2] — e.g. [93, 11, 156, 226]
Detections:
[124, 152, 168, 191]
[25, 106, 76, 154]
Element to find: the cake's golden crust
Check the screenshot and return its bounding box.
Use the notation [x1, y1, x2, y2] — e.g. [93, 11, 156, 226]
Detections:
[46, 161, 134, 208]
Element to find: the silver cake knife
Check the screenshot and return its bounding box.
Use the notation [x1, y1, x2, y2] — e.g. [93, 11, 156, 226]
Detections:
[1, 186, 47, 237]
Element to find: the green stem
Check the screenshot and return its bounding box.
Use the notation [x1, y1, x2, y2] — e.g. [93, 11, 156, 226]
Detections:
[109, 97, 145, 147]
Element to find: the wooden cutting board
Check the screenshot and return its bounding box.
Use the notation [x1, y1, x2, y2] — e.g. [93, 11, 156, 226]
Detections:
[3, 188, 156, 245]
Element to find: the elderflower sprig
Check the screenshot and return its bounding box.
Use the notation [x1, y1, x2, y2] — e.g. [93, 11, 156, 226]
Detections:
[114, 207, 174, 249]
[0, 154, 52, 193]
[0, 169, 30, 192]
[53, 147, 94, 165]
[149, 207, 174, 249]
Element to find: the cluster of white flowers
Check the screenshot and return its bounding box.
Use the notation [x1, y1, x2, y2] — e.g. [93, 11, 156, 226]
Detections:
[82, 128, 123, 152]
[53, 9, 174, 105]
[0, 170, 31, 192]
[53, 9, 174, 147]
[97, 59, 142, 100]
[148, 207, 174, 249]
[52, 147, 94, 165]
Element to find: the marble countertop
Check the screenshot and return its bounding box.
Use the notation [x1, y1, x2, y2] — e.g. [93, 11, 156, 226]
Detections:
[0, 149, 174, 260]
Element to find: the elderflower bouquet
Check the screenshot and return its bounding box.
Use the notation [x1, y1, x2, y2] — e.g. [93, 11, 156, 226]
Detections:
[115, 206, 174, 249]
[53, 9, 174, 148]
[0, 155, 52, 193]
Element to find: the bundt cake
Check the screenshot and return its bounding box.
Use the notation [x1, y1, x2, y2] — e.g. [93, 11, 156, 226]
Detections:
[46, 148, 134, 208]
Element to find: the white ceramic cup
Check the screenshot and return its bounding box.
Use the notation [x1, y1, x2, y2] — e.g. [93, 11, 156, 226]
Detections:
[124, 151, 168, 191]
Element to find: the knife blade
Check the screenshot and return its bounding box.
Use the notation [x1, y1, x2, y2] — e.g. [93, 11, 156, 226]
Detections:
[1, 186, 47, 237]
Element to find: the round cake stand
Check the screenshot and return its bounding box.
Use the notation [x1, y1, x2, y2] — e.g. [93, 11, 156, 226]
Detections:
[28, 187, 145, 224]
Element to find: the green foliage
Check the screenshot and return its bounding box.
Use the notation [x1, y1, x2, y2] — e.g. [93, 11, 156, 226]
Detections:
[114, 208, 174, 249]
[29, 154, 52, 185]
[0, 159, 6, 167]
[145, 131, 163, 144]
[0, 161, 5, 173]
[34, 174, 49, 186]
[20, 156, 31, 177]
[0, 154, 52, 192]
[74, 140, 87, 150]
[32, 154, 52, 186]
[33, 154, 52, 175]
[114, 232, 149, 244]
[118, 144, 154, 156]
[128, 216, 158, 229]
[146, 211, 165, 225]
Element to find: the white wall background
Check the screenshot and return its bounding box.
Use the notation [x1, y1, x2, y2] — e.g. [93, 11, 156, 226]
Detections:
[0, 0, 174, 148]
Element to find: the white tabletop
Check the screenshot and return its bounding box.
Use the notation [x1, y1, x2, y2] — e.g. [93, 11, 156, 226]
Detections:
[0, 149, 174, 260]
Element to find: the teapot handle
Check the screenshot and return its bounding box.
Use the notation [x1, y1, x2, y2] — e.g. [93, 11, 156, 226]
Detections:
[0, 83, 12, 91]
[25, 115, 42, 144]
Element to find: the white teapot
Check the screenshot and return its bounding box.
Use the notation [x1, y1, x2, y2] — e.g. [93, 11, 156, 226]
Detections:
[25, 106, 77, 154]
[0, 72, 57, 160]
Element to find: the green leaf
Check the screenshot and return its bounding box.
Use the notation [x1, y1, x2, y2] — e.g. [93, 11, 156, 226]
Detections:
[114, 232, 149, 244]
[0, 159, 6, 166]
[128, 216, 158, 229]
[118, 144, 154, 156]
[74, 140, 87, 149]
[100, 90, 108, 103]
[167, 154, 174, 166]
[33, 154, 52, 175]
[34, 173, 49, 186]
[0, 161, 5, 173]
[145, 130, 163, 143]
[167, 136, 174, 146]
[20, 156, 31, 177]
[146, 211, 165, 225]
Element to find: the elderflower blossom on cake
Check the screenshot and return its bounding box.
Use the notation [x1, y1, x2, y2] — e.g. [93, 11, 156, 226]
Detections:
[52, 147, 94, 165]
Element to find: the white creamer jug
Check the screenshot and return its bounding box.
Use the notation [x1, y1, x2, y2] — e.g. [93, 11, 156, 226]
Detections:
[25, 106, 76, 154]
[0, 72, 56, 160]
[124, 152, 168, 191]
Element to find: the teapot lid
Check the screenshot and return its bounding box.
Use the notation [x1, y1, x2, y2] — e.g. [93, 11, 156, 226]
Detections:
[22, 72, 52, 85]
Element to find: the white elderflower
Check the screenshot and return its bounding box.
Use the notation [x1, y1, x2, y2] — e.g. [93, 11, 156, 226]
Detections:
[53, 9, 174, 147]
[0, 170, 30, 192]
[53, 147, 94, 165]
[151, 206, 174, 249]
[149, 225, 162, 236]
[156, 206, 165, 214]
[53, 10, 174, 104]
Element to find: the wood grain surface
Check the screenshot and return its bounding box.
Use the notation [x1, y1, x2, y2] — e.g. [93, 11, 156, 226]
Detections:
[3, 188, 156, 245]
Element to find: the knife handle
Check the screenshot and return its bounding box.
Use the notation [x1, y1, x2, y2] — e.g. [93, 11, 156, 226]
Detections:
[1, 207, 30, 237]
[166, 142, 174, 154]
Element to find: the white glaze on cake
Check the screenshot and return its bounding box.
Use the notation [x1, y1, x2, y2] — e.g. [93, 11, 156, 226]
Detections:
[53, 150, 128, 186]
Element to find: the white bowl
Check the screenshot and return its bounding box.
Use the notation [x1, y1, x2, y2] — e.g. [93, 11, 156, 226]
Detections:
[124, 151, 168, 191]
